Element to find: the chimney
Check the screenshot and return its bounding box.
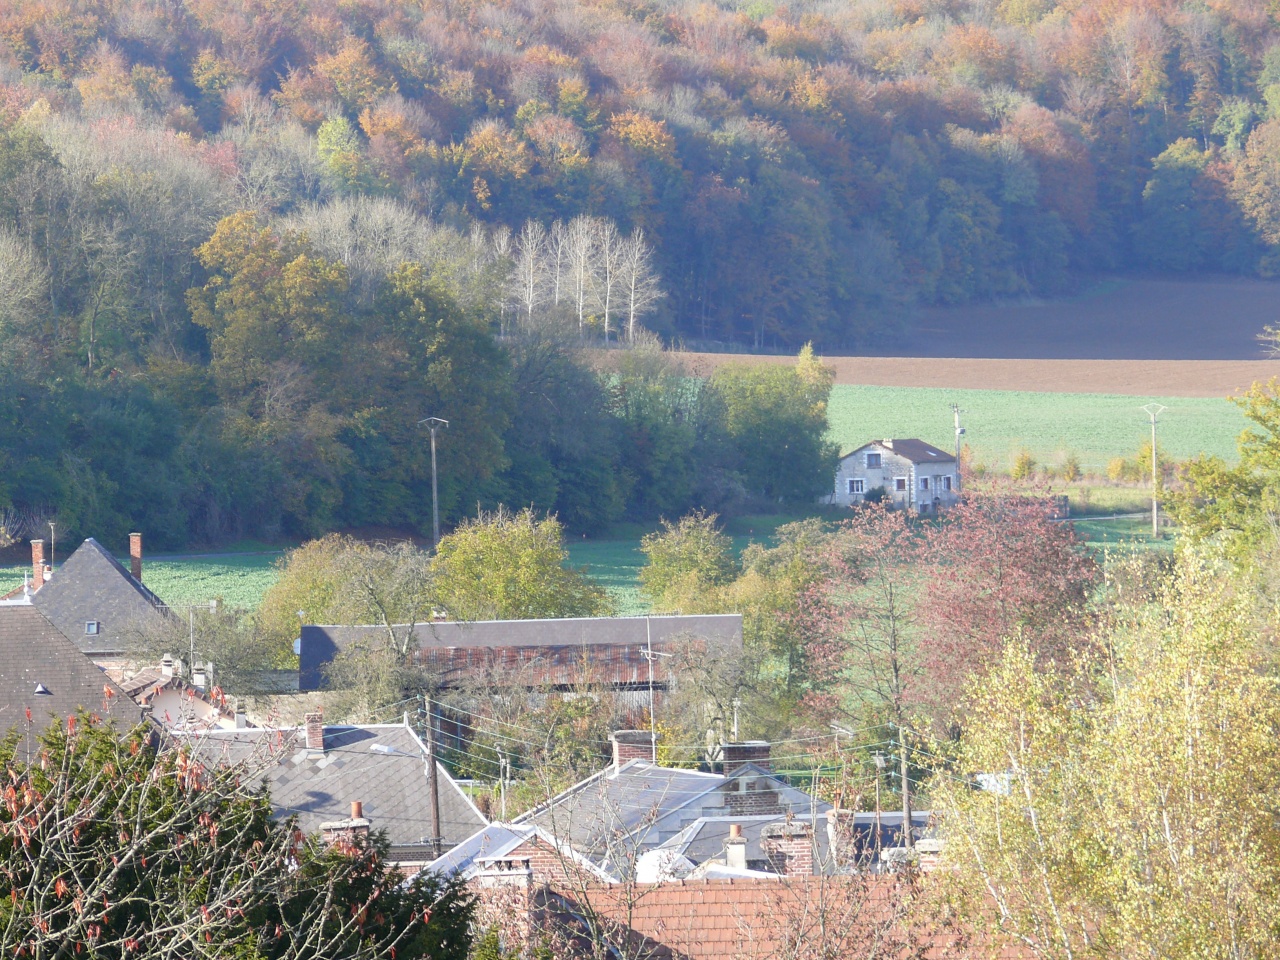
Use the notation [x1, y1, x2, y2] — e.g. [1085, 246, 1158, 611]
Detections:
[305, 711, 324, 752]
[235, 710, 248, 729]
[826, 809, 856, 869]
[761, 821, 814, 877]
[129, 532, 142, 582]
[725, 823, 747, 871]
[611, 730, 657, 770]
[319, 802, 370, 850]
[31, 539, 45, 591]
[722, 740, 772, 772]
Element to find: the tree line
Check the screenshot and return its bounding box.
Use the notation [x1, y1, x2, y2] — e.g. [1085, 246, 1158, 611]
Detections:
[7, 0, 1280, 352]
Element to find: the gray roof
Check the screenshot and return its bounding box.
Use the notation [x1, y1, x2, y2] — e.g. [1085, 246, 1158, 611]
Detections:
[842, 439, 956, 465]
[509, 759, 842, 879]
[516, 760, 724, 866]
[32, 538, 170, 657]
[186, 722, 487, 857]
[299, 614, 743, 691]
[0, 604, 143, 736]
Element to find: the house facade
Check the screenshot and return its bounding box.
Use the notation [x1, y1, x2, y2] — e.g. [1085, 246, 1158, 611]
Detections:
[830, 439, 958, 513]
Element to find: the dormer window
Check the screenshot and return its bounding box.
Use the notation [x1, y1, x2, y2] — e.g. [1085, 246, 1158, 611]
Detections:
[85, 621, 100, 636]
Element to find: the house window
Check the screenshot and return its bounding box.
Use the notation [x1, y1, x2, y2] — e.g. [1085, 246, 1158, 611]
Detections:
[85, 621, 100, 636]
[847, 478, 864, 495]
[894, 477, 907, 492]
[919, 477, 930, 491]
[942, 475, 952, 492]
[865, 453, 881, 469]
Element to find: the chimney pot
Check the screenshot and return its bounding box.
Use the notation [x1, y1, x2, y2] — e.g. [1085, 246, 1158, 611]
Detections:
[725, 823, 747, 871]
[31, 540, 45, 591]
[351, 800, 363, 820]
[129, 533, 142, 582]
[305, 711, 324, 752]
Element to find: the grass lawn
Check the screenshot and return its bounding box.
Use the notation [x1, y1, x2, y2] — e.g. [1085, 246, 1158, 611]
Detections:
[827, 385, 1248, 475]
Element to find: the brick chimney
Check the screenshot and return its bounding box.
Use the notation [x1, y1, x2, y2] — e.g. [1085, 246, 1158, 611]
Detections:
[761, 821, 814, 877]
[611, 730, 656, 770]
[725, 823, 747, 871]
[129, 532, 142, 582]
[31, 539, 45, 591]
[305, 711, 325, 752]
[319, 800, 370, 850]
[722, 740, 771, 772]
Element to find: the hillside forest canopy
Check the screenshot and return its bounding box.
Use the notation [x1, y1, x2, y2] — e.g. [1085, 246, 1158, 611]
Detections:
[6, 0, 1280, 544]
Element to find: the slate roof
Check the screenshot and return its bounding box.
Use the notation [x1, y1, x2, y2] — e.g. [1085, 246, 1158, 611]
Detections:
[32, 538, 170, 657]
[0, 604, 143, 736]
[515, 759, 724, 866]
[186, 721, 487, 859]
[841, 439, 956, 464]
[512, 759, 838, 879]
[299, 615, 743, 691]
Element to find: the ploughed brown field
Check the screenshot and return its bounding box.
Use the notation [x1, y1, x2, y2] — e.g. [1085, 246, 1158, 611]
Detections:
[677, 354, 1280, 398]
[674, 276, 1280, 396]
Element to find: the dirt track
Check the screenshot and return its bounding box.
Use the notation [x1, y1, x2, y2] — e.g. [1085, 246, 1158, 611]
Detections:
[676, 353, 1280, 397]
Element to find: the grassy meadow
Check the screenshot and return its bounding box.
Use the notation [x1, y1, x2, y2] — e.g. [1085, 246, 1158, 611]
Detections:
[3, 382, 1231, 611]
[826, 384, 1248, 474]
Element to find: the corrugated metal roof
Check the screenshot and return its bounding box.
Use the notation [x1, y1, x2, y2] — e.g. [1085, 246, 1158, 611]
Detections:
[299, 615, 743, 691]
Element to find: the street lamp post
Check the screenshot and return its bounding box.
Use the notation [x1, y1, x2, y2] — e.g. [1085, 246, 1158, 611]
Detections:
[1141, 404, 1167, 538]
[417, 417, 449, 550]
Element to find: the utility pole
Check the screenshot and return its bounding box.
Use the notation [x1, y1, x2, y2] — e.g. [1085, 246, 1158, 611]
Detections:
[1141, 404, 1166, 538]
[898, 724, 913, 851]
[873, 751, 886, 861]
[422, 695, 442, 858]
[951, 404, 965, 493]
[497, 745, 508, 821]
[48, 521, 55, 572]
[418, 417, 449, 550]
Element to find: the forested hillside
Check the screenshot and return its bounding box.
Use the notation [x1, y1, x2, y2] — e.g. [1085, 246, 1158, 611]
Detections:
[3, 0, 1280, 545]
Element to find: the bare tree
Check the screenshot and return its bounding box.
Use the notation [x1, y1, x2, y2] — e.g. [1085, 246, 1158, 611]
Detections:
[590, 218, 623, 343]
[565, 214, 596, 339]
[510, 219, 549, 328]
[617, 227, 662, 342]
[491, 223, 514, 336]
[547, 218, 569, 308]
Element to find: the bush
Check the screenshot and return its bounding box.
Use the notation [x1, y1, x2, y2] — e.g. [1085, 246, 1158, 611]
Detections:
[1011, 450, 1037, 481]
[1061, 454, 1082, 482]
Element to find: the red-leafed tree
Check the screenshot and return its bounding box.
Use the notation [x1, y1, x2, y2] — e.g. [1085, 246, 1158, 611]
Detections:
[796, 493, 1097, 731]
[916, 490, 1097, 714]
[0, 713, 474, 959]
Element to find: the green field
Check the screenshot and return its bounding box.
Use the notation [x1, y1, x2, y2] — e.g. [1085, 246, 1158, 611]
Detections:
[7, 377, 1237, 613]
[827, 385, 1248, 474]
[0, 552, 284, 611]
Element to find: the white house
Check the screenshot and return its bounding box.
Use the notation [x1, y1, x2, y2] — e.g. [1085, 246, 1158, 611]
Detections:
[830, 439, 958, 513]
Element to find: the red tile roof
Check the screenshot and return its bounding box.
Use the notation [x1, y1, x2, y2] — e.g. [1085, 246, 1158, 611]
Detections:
[572, 876, 1029, 960]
